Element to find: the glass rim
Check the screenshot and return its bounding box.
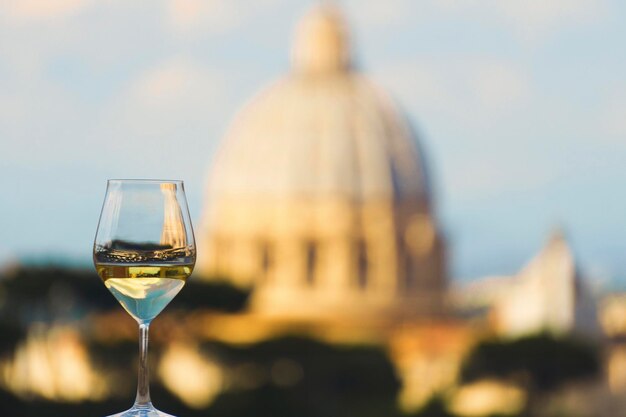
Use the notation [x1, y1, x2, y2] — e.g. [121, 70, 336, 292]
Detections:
[107, 179, 184, 184]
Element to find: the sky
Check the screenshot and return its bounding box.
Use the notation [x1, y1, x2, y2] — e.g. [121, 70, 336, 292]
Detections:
[0, 0, 625, 283]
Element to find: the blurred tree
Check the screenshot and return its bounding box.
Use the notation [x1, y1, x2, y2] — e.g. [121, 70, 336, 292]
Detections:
[170, 275, 250, 312]
[461, 333, 600, 415]
[0, 320, 24, 356]
[409, 396, 455, 417]
[0, 266, 452, 417]
[202, 337, 403, 417]
[0, 266, 250, 326]
[0, 266, 116, 325]
[0, 336, 406, 417]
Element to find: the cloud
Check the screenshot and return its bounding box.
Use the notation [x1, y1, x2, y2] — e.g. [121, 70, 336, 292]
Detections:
[167, 0, 239, 35]
[114, 57, 224, 129]
[344, 0, 414, 28]
[468, 61, 531, 110]
[494, 0, 587, 24]
[345, 0, 607, 43]
[491, 0, 606, 38]
[374, 57, 532, 128]
[0, 73, 85, 166]
[99, 57, 226, 162]
[446, 156, 559, 199]
[370, 57, 579, 202]
[600, 91, 626, 140]
[165, 0, 289, 37]
[0, 0, 90, 21]
[131, 60, 200, 101]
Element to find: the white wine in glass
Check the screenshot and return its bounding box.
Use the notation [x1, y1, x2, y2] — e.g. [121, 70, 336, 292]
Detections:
[94, 179, 196, 417]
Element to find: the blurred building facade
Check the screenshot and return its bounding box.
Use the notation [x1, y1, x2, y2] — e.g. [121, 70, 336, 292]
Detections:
[455, 230, 598, 337]
[197, 4, 447, 320]
[492, 230, 598, 338]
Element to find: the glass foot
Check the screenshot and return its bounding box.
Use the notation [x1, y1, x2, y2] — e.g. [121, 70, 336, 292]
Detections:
[106, 404, 176, 417]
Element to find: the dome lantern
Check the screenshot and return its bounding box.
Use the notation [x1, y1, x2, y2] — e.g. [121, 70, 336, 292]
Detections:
[291, 4, 350, 74]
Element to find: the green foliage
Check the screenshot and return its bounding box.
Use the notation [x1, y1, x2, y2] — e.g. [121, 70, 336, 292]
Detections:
[0, 386, 131, 417]
[203, 336, 402, 417]
[407, 395, 522, 417]
[0, 265, 250, 376]
[0, 265, 116, 324]
[461, 333, 600, 392]
[409, 396, 455, 417]
[0, 266, 251, 325]
[0, 320, 24, 356]
[0, 336, 405, 417]
[169, 276, 250, 312]
[87, 338, 137, 369]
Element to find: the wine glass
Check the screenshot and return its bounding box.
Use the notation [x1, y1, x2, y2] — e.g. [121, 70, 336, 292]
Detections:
[94, 179, 196, 417]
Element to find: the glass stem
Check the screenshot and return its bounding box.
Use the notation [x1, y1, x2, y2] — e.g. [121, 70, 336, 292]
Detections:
[134, 322, 152, 408]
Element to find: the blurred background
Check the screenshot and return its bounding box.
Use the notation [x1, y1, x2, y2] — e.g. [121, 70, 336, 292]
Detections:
[1, 0, 626, 416]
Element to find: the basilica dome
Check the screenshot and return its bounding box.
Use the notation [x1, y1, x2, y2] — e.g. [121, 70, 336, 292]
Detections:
[209, 6, 430, 205]
[198, 4, 447, 319]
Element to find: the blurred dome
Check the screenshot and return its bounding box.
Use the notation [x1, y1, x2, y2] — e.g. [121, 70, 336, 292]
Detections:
[210, 4, 429, 207]
[209, 76, 430, 204]
[198, 4, 446, 319]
